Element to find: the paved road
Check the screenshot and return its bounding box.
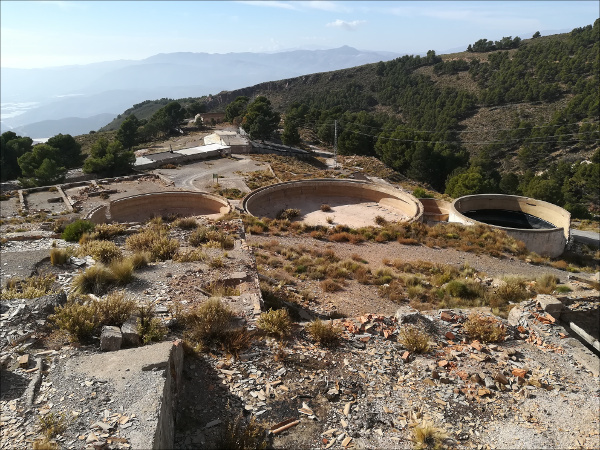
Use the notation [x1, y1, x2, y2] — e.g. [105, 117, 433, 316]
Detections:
[572, 229, 600, 248]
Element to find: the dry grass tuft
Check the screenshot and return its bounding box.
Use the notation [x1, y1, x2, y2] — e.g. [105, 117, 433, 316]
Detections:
[257, 308, 293, 339]
[463, 313, 506, 343]
[320, 278, 342, 293]
[412, 420, 448, 450]
[78, 240, 123, 264]
[306, 319, 342, 347]
[181, 298, 234, 344]
[1, 274, 56, 300]
[399, 325, 431, 353]
[49, 247, 70, 266]
[220, 413, 268, 450]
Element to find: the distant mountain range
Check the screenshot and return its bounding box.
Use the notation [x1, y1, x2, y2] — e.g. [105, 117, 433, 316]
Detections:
[1, 46, 403, 138]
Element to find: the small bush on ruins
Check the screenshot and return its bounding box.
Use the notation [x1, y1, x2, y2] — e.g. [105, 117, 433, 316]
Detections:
[71, 264, 117, 295]
[125, 226, 179, 261]
[257, 308, 293, 339]
[399, 325, 431, 353]
[173, 217, 198, 230]
[276, 208, 300, 220]
[78, 240, 123, 264]
[95, 291, 136, 326]
[306, 319, 342, 347]
[555, 285, 572, 293]
[374, 215, 387, 226]
[61, 219, 95, 242]
[1, 274, 56, 300]
[535, 273, 559, 294]
[129, 251, 151, 269]
[220, 413, 269, 450]
[463, 313, 506, 343]
[412, 420, 447, 450]
[173, 248, 207, 262]
[51, 296, 99, 342]
[189, 225, 234, 249]
[221, 327, 254, 359]
[492, 277, 531, 305]
[320, 203, 332, 212]
[150, 236, 180, 261]
[136, 303, 167, 344]
[49, 247, 70, 266]
[181, 298, 234, 345]
[320, 278, 342, 293]
[89, 223, 127, 240]
[32, 438, 59, 450]
[38, 412, 68, 440]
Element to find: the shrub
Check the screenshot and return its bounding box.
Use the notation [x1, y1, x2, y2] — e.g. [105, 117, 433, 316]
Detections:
[50, 297, 99, 342]
[90, 223, 127, 240]
[378, 280, 405, 303]
[136, 303, 167, 344]
[39, 412, 67, 439]
[78, 240, 123, 264]
[412, 420, 447, 450]
[412, 187, 434, 199]
[95, 291, 136, 326]
[71, 264, 116, 295]
[399, 325, 431, 353]
[320, 204, 332, 212]
[150, 236, 180, 261]
[220, 413, 268, 450]
[172, 217, 198, 230]
[463, 314, 506, 343]
[129, 251, 151, 269]
[173, 248, 206, 262]
[1, 274, 56, 300]
[306, 319, 342, 347]
[126, 229, 159, 252]
[495, 277, 530, 303]
[61, 219, 95, 242]
[276, 208, 300, 220]
[221, 327, 254, 358]
[205, 281, 240, 297]
[257, 309, 293, 339]
[555, 285, 572, 293]
[108, 258, 134, 285]
[182, 299, 234, 344]
[374, 215, 387, 226]
[50, 248, 70, 265]
[210, 256, 225, 268]
[535, 273, 559, 294]
[320, 279, 342, 293]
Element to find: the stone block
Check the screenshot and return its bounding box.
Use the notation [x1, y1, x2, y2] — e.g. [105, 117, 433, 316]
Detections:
[536, 295, 563, 319]
[100, 326, 122, 351]
[121, 316, 141, 347]
[508, 305, 525, 326]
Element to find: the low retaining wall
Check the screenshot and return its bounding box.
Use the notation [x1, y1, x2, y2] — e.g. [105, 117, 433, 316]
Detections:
[419, 198, 451, 222]
[86, 191, 230, 224]
[243, 179, 423, 222]
[450, 194, 570, 257]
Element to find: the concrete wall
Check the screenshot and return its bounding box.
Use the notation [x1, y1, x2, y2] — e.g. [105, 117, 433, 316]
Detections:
[244, 179, 423, 222]
[86, 191, 230, 224]
[419, 198, 451, 222]
[450, 194, 571, 257]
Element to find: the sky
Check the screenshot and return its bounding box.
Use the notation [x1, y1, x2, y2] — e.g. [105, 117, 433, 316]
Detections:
[1, 1, 598, 68]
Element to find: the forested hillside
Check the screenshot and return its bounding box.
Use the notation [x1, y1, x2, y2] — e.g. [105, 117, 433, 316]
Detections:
[102, 21, 599, 216]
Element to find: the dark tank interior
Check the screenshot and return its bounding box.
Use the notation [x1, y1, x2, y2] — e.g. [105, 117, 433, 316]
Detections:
[463, 209, 556, 230]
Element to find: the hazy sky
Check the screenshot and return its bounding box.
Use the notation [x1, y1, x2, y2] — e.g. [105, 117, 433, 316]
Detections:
[1, 1, 598, 68]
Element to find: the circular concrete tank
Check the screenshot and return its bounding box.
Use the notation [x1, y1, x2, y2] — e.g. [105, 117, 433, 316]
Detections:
[450, 194, 570, 257]
[86, 191, 230, 224]
[243, 179, 423, 227]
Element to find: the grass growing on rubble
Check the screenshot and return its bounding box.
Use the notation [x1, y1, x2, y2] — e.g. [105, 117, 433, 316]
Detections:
[1, 274, 57, 300]
[257, 308, 293, 339]
[306, 319, 342, 347]
[412, 420, 448, 450]
[50, 292, 136, 342]
[463, 313, 506, 343]
[399, 325, 431, 353]
[220, 412, 269, 450]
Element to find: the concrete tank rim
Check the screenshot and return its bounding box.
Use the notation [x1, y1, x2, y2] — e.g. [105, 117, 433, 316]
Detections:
[85, 190, 231, 223]
[450, 194, 568, 233]
[242, 178, 424, 222]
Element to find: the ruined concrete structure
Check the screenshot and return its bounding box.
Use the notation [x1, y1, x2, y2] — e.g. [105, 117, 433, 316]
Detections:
[450, 194, 571, 257]
[86, 191, 231, 224]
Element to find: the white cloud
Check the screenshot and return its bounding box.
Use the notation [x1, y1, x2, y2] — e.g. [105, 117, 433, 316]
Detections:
[236, 1, 297, 10]
[300, 1, 350, 12]
[326, 19, 366, 31]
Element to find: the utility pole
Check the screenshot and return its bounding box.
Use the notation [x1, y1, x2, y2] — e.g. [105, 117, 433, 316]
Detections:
[333, 120, 338, 169]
